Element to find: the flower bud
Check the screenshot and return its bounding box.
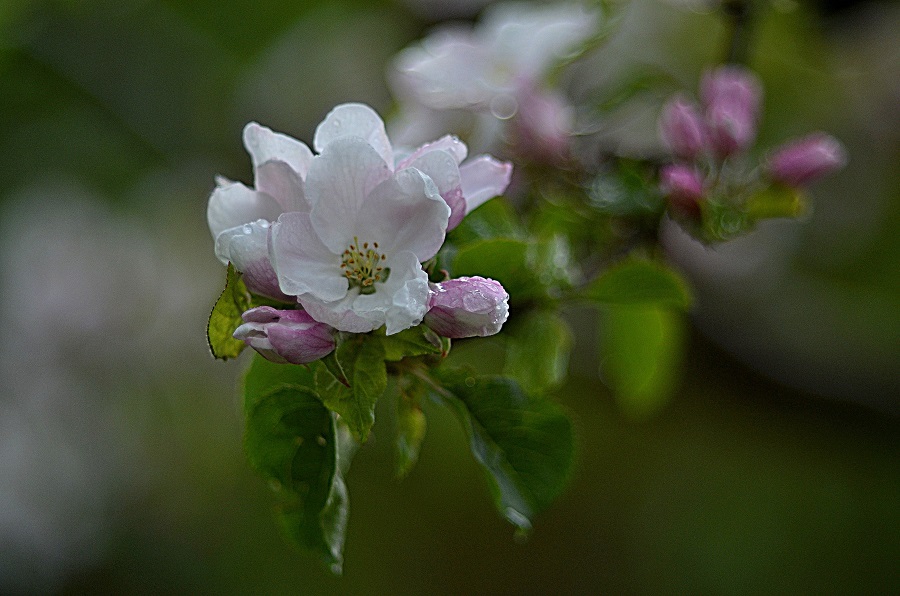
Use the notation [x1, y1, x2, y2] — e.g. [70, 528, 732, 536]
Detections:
[658, 95, 708, 159]
[425, 276, 509, 338]
[660, 164, 705, 216]
[701, 66, 762, 157]
[233, 306, 336, 364]
[766, 133, 847, 187]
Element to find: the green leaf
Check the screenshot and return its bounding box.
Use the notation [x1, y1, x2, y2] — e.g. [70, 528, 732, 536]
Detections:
[244, 384, 348, 573]
[746, 184, 807, 220]
[588, 162, 664, 217]
[583, 258, 692, 310]
[314, 336, 387, 441]
[432, 372, 575, 532]
[380, 325, 443, 361]
[448, 198, 522, 244]
[243, 352, 316, 415]
[453, 238, 552, 300]
[504, 311, 573, 394]
[395, 378, 427, 479]
[600, 305, 686, 419]
[207, 263, 251, 360]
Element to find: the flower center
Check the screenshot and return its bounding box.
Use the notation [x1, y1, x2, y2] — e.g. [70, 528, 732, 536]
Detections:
[341, 237, 388, 293]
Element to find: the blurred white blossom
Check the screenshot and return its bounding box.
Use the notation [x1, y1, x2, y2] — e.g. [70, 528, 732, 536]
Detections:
[389, 1, 597, 158]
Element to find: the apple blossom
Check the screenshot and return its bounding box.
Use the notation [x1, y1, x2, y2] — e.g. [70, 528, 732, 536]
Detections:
[658, 95, 709, 160]
[269, 134, 451, 335]
[311, 103, 511, 230]
[660, 164, 705, 215]
[424, 276, 509, 338]
[233, 306, 337, 364]
[701, 66, 762, 157]
[207, 123, 313, 301]
[766, 133, 847, 187]
[389, 2, 597, 157]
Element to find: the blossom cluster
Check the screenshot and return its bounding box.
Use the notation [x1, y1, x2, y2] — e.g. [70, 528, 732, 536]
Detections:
[658, 65, 847, 219]
[208, 104, 512, 364]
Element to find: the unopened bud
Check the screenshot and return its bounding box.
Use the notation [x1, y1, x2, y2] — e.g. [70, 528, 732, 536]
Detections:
[766, 133, 847, 187]
[234, 306, 336, 364]
[701, 66, 762, 157]
[660, 164, 705, 216]
[658, 95, 708, 159]
[425, 277, 509, 339]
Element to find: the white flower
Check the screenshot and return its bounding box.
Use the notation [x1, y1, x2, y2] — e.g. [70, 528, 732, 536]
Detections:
[267, 103, 511, 335]
[206, 122, 313, 299]
[389, 2, 597, 155]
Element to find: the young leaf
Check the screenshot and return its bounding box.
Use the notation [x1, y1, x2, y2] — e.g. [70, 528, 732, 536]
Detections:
[583, 258, 692, 310]
[380, 325, 443, 362]
[207, 263, 251, 360]
[314, 336, 387, 441]
[432, 371, 575, 532]
[746, 184, 807, 221]
[243, 352, 316, 415]
[600, 304, 686, 419]
[244, 384, 348, 573]
[504, 311, 573, 394]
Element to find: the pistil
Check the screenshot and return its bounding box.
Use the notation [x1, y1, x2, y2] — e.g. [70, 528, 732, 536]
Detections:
[341, 237, 388, 293]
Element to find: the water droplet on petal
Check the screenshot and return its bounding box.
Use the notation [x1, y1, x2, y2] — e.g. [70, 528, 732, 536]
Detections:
[242, 224, 253, 234]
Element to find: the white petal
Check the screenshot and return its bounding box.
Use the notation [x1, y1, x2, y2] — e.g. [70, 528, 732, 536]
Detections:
[353, 250, 430, 335]
[299, 293, 379, 334]
[243, 122, 314, 178]
[307, 137, 392, 254]
[396, 134, 468, 168]
[403, 149, 461, 196]
[356, 168, 449, 262]
[481, 3, 597, 80]
[401, 150, 465, 230]
[207, 180, 282, 239]
[391, 32, 497, 109]
[313, 103, 394, 167]
[214, 220, 290, 300]
[255, 160, 310, 213]
[269, 212, 347, 302]
[459, 155, 513, 214]
[214, 219, 268, 266]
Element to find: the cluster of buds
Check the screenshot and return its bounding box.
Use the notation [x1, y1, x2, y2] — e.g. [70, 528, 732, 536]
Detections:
[658, 65, 847, 221]
[234, 277, 509, 364]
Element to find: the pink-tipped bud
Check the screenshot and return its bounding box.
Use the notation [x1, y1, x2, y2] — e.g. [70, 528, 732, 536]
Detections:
[658, 95, 708, 160]
[766, 133, 847, 187]
[701, 65, 763, 157]
[425, 276, 509, 339]
[660, 164, 705, 216]
[234, 306, 336, 364]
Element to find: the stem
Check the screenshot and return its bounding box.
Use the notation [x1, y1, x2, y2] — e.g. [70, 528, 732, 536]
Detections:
[721, 0, 755, 65]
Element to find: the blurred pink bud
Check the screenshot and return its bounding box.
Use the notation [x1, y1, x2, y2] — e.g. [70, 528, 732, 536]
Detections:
[513, 81, 572, 162]
[658, 95, 708, 159]
[660, 164, 705, 216]
[701, 66, 762, 157]
[425, 276, 509, 338]
[766, 133, 847, 187]
[233, 306, 336, 364]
